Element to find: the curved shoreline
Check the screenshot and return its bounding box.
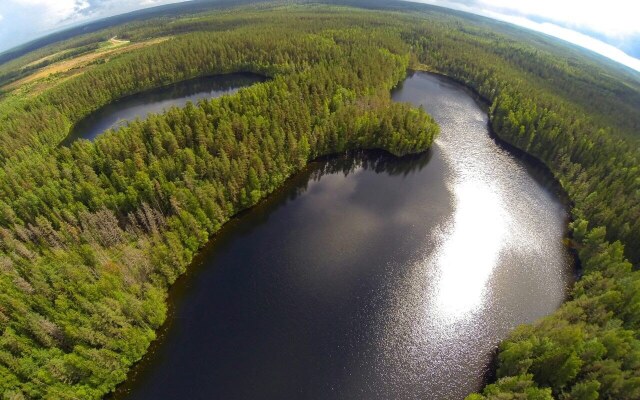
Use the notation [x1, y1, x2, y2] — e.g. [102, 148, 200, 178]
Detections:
[106, 147, 438, 398]
[61, 72, 270, 146]
[412, 68, 581, 271]
[109, 71, 574, 399]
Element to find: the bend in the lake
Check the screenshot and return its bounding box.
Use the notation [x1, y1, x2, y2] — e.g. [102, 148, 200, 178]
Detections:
[62, 73, 266, 145]
[111, 71, 574, 400]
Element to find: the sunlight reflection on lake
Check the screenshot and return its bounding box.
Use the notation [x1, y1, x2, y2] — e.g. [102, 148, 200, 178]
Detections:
[117, 72, 573, 400]
[433, 179, 509, 323]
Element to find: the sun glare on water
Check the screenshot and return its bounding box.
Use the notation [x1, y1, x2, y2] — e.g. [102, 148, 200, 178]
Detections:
[431, 179, 509, 324]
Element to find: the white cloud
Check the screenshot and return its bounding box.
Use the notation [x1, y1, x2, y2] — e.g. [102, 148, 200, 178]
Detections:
[483, 11, 640, 72]
[478, 0, 640, 39]
[410, 0, 640, 72]
[0, 0, 638, 73]
[5, 1, 186, 33]
[10, 0, 90, 28]
[0, 0, 187, 52]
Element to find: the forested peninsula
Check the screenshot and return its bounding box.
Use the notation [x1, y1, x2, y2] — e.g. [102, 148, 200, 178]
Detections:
[0, 1, 639, 399]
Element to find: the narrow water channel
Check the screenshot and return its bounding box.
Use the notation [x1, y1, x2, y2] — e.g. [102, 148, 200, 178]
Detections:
[62, 73, 265, 144]
[112, 71, 574, 399]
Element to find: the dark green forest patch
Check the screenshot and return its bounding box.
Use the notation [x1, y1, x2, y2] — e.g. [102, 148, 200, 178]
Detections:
[0, 2, 638, 399]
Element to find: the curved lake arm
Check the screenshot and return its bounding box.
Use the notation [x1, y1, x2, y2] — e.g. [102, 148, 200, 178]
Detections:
[0, 3, 636, 400]
[61, 73, 268, 145]
[0, 19, 438, 400]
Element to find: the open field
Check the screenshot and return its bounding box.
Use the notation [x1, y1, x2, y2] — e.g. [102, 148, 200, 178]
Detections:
[0, 2, 638, 399]
[1, 37, 168, 97]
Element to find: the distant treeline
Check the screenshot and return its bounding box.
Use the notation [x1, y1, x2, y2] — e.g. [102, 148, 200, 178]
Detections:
[0, 0, 265, 67]
[406, 9, 640, 400]
[0, 11, 437, 399]
[0, 1, 638, 400]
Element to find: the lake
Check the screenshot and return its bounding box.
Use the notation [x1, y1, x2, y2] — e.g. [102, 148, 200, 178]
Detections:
[62, 73, 266, 144]
[112, 71, 574, 399]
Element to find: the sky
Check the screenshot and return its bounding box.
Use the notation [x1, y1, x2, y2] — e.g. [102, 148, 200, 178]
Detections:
[0, 0, 639, 72]
[0, 0, 188, 52]
[412, 0, 640, 71]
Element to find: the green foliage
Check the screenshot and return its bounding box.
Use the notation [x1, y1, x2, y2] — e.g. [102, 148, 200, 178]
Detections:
[0, 6, 438, 399]
[407, 18, 640, 263]
[397, 5, 640, 398]
[0, 1, 638, 399]
[471, 374, 554, 399]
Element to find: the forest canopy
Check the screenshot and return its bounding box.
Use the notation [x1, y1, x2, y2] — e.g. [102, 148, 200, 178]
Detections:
[0, 1, 638, 399]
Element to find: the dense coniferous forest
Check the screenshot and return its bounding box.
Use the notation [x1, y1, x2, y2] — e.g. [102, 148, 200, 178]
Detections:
[0, 1, 638, 399]
[0, 8, 438, 399]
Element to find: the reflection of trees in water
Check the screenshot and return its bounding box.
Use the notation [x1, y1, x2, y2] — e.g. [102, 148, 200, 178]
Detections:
[65, 73, 267, 145]
[312, 149, 432, 180]
[162, 73, 266, 98]
[215, 149, 433, 240]
[289, 149, 433, 205]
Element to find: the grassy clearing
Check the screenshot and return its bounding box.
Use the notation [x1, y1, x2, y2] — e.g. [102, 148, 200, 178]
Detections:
[0, 37, 168, 98]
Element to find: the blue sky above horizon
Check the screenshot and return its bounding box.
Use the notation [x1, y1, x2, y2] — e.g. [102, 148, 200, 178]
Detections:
[0, 0, 639, 72]
[411, 0, 640, 71]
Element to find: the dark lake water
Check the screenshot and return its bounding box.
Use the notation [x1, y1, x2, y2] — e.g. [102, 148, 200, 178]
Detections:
[112, 71, 574, 400]
[62, 73, 265, 144]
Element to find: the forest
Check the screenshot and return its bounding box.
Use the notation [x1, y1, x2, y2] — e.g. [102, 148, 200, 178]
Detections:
[0, 1, 638, 399]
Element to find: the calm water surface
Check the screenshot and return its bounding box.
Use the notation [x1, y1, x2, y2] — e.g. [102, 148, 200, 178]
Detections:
[114, 72, 574, 399]
[62, 73, 265, 144]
